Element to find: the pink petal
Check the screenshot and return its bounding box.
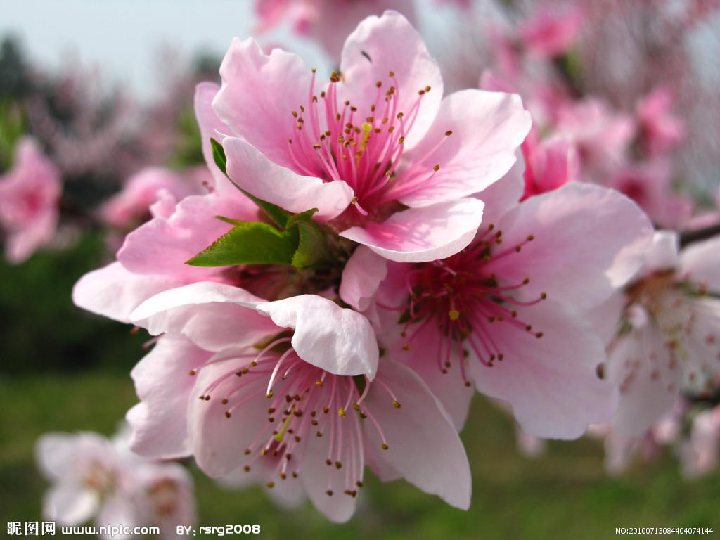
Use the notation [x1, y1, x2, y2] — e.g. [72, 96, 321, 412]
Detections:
[194, 82, 231, 188]
[213, 38, 314, 171]
[383, 325, 474, 430]
[473, 150, 525, 225]
[299, 427, 358, 522]
[117, 189, 256, 277]
[339, 10, 443, 150]
[223, 137, 353, 220]
[128, 335, 210, 458]
[639, 231, 679, 275]
[254, 295, 379, 378]
[469, 300, 617, 439]
[606, 327, 681, 436]
[488, 182, 653, 311]
[340, 197, 484, 263]
[363, 359, 471, 510]
[44, 485, 98, 525]
[72, 263, 191, 323]
[36, 434, 83, 482]
[130, 282, 278, 352]
[339, 246, 388, 311]
[189, 358, 271, 477]
[314, 1, 418, 61]
[679, 235, 720, 291]
[397, 90, 531, 207]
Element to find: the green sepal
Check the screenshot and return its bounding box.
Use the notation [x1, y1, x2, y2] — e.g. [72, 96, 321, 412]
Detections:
[186, 221, 297, 267]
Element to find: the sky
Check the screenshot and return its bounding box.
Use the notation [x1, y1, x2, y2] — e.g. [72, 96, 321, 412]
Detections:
[0, 0, 330, 101]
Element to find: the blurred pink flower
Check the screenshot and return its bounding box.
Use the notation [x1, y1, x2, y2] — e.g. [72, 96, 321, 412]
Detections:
[608, 159, 694, 228]
[350, 180, 653, 436]
[554, 98, 635, 180]
[518, 5, 582, 58]
[520, 128, 579, 200]
[594, 232, 720, 436]
[126, 283, 470, 522]
[636, 86, 685, 158]
[36, 428, 195, 539]
[214, 11, 530, 262]
[0, 138, 61, 263]
[100, 167, 203, 229]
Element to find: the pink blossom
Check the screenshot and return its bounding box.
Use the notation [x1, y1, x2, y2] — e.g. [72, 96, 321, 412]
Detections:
[0, 138, 61, 263]
[607, 159, 694, 228]
[36, 428, 195, 539]
[554, 98, 635, 180]
[636, 86, 685, 157]
[213, 11, 531, 262]
[518, 5, 582, 58]
[595, 232, 720, 436]
[348, 179, 653, 436]
[100, 167, 201, 229]
[126, 283, 470, 522]
[520, 128, 579, 200]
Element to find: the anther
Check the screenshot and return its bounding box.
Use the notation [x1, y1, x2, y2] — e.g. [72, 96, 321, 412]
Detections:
[445, 130, 453, 136]
[267, 482, 275, 489]
[393, 400, 401, 409]
[335, 461, 342, 469]
[225, 412, 231, 418]
[381, 443, 389, 450]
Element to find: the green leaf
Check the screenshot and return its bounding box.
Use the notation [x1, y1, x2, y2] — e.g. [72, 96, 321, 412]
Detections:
[284, 208, 331, 269]
[210, 138, 226, 174]
[186, 221, 297, 267]
[291, 219, 332, 269]
[209, 138, 291, 229]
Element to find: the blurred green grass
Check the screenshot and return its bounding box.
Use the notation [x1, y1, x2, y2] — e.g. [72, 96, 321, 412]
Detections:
[1, 373, 719, 540]
[1, 238, 719, 539]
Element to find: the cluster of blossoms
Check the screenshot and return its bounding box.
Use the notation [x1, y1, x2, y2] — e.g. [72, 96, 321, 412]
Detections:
[36, 426, 195, 539]
[65, 10, 720, 521]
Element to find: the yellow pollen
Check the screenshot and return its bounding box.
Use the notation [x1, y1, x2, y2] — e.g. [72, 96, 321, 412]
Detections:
[392, 400, 402, 409]
[449, 309, 460, 321]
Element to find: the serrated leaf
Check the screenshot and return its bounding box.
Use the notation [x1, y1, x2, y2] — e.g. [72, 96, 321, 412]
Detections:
[186, 221, 297, 267]
[284, 208, 319, 229]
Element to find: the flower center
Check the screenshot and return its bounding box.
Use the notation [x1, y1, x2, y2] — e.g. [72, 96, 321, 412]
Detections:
[608, 270, 719, 397]
[193, 334, 400, 497]
[287, 69, 450, 221]
[381, 224, 546, 385]
[147, 478, 180, 517]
